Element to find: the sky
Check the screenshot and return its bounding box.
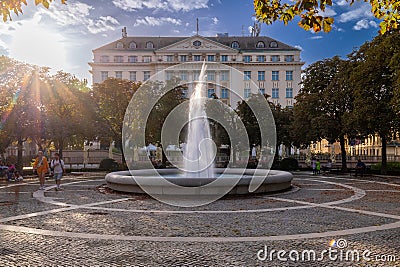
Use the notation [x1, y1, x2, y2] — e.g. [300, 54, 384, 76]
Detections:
[0, 0, 381, 84]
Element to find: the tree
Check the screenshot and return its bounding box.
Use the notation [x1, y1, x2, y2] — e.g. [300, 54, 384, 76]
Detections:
[293, 56, 354, 171]
[41, 71, 94, 158]
[91, 78, 140, 151]
[254, 0, 400, 34]
[349, 31, 400, 174]
[1, 0, 66, 22]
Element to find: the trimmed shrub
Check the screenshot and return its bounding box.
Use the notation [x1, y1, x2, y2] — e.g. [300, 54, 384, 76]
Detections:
[99, 158, 119, 171]
[279, 157, 298, 171]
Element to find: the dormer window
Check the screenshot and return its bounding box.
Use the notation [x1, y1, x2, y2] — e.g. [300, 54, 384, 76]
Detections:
[116, 42, 124, 49]
[129, 42, 137, 49]
[256, 41, 265, 48]
[269, 41, 278, 48]
[231, 41, 240, 49]
[146, 42, 154, 49]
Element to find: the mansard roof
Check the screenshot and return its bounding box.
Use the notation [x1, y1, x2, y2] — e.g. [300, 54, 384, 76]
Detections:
[93, 35, 300, 52]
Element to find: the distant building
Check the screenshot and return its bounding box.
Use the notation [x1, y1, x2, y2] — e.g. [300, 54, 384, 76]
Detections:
[89, 32, 304, 107]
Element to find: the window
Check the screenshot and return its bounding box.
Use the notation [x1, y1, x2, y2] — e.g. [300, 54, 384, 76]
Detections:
[166, 55, 174, 62]
[129, 42, 137, 49]
[116, 42, 123, 49]
[129, 71, 136, 81]
[257, 55, 265, 62]
[244, 71, 251, 81]
[259, 88, 265, 95]
[143, 56, 152, 63]
[256, 41, 265, 48]
[128, 56, 138, 63]
[272, 88, 279, 98]
[101, 71, 108, 81]
[146, 42, 154, 49]
[115, 71, 122, 79]
[207, 71, 215, 81]
[243, 55, 251, 63]
[166, 71, 173, 81]
[286, 88, 293, 98]
[221, 71, 229, 81]
[208, 88, 215, 98]
[271, 55, 280, 62]
[286, 70, 293, 81]
[193, 40, 201, 47]
[193, 55, 201, 61]
[179, 55, 187, 62]
[100, 55, 109, 63]
[221, 55, 228, 62]
[231, 41, 240, 49]
[258, 71, 265, 81]
[180, 71, 187, 81]
[272, 71, 279, 81]
[193, 71, 200, 81]
[114, 56, 123, 63]
[269, 41, 278, 48]
[221, 88, 229, 99]
[143, 71, 151, 81]
[285, 55, 294, 62]
[207, 55, 215, 62]
[244, 88, 251, 98]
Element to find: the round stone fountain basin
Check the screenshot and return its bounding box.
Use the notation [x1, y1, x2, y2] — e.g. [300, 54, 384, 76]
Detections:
[105, 168, 293, 195]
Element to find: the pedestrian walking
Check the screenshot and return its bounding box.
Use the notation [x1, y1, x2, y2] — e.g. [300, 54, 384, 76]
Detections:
[50, 153, 65, 190]
[33, 151, 49, 190]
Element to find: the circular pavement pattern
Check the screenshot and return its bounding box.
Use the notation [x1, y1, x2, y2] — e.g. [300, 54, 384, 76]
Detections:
[0, 173, 399, 266]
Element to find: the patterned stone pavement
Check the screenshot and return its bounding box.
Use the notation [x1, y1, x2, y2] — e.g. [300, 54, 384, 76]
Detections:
[0, 173, 399, 266]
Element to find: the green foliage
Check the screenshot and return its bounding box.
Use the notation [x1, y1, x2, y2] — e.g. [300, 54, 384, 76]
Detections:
[371, 162, 400, 171]
[254, 0, 400, 34]
[279, 157, 299, 171]
[99, 158, 118, 171]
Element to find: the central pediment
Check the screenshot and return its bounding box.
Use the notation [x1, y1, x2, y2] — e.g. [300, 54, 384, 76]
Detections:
[156, 35, 237, 53]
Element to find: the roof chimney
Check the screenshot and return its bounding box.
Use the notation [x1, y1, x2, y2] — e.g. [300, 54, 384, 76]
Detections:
[122, 27, 127, 38]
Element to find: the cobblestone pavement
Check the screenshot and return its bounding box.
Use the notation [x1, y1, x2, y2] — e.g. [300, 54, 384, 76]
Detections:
[0, 173, 399, 266]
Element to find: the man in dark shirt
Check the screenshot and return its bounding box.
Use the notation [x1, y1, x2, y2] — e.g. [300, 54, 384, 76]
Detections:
[355, 159, 366, 177]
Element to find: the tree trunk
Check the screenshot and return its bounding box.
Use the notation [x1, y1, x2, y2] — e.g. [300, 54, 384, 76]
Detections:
[381, 134, 387, 175]
[17, 137, 23, 171]
[339, 135, 347, 172]
[58, 139, 64, 159]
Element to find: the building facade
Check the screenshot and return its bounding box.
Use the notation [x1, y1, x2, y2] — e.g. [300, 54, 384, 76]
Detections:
[89, 33, 304, 107]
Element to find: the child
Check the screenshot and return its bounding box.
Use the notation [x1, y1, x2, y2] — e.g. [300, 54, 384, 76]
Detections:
[14, 171, 23, 182]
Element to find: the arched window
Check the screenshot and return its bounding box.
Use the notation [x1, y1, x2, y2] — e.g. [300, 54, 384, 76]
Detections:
[146, 41, 154, 49]
[256, 41, 265, 48]
[129, 42, 137, 49]
[116, 42, 123, 49]
[193, 40, 201, 47]
[269, 41, 278, 48]
[231, 41, 240, 49]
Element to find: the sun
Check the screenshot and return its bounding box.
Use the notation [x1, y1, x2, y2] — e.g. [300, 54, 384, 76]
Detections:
[9, 16, 68, 72]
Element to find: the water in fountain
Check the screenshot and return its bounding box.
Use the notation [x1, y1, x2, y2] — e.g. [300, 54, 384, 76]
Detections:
[183, 62, 215, 178]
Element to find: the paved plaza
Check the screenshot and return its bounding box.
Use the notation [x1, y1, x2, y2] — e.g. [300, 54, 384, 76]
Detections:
[0, 172, 399, 266]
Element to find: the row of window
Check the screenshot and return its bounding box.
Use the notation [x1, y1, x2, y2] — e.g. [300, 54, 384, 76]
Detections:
[99, 54, 295, 63]
[101, 71, 150, 81]
[116, 40, 280, 50]
[244, 70, 293, 81]
[203, 88, 293, 99]
[165, 70, 230, 81]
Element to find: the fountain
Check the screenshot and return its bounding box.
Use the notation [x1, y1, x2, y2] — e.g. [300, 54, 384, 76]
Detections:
[105, 62, 293, 207]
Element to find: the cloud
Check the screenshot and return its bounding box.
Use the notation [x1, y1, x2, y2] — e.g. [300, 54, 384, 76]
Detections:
[335, 0, 348, 6]
[353, 19, 378, 30]
[134, 16, 182, 27]
[212, 17, 219, 25]
[309, 36, 323, 40]
[294, 45, 303, 51]
[112, 0, 209, 12]
[319, 7, 337, 17]
[39, 1, 120, 34]
[338, 3, 373, 23]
